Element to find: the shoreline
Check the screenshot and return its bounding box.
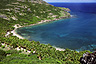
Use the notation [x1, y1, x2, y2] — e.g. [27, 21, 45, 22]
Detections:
[6, 18, 69, 51]
[11, 24, 25, 39]
[54, 46, 65, 51]
[11, 17, 69, 39]
[24, 17, 69, 27]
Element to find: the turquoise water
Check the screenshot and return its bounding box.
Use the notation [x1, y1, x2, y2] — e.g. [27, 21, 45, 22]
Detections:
[16, 3, 96, 51]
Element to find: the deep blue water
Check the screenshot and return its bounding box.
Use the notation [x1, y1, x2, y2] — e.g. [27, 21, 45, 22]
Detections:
[16, 3, 96, 51]
[49, 3, 96, 13]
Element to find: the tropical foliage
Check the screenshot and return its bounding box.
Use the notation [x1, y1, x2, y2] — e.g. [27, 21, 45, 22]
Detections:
[0, 0, 90, 64]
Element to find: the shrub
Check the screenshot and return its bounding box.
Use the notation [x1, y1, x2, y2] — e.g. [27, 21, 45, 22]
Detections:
[26, 49, 27, 52]
[6, 50, 19, 54]
[19, 50, 22, 53]
[0, 49, 6, 61]
[1, 45, 5, 48]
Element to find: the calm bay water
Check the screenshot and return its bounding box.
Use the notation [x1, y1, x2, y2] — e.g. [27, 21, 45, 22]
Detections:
[16, 3, 96, 51]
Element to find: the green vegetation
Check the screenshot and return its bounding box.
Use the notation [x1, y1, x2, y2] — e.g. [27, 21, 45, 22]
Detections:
[0, 49, 7, 61]
[0, 48, 91, 64]
[0, 0, 90, 64]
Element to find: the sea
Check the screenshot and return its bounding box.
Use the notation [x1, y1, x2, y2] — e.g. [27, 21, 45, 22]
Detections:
[16, 3, 96, 52]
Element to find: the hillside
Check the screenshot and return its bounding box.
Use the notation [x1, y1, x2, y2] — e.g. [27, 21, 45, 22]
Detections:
[0, 0, 70, 24]
[0, 0, 90, 64]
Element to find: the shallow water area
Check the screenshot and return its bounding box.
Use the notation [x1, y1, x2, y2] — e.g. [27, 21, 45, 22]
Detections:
[16, 3, 96, 52]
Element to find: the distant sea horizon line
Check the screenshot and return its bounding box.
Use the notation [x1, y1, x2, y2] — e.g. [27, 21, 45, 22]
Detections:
[48, 2, 96, 3]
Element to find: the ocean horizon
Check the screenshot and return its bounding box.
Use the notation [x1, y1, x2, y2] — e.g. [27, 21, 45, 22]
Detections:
[16, 3, 96, 52]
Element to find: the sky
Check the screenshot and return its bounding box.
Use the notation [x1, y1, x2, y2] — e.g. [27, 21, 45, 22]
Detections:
[43, 0, 96, 3]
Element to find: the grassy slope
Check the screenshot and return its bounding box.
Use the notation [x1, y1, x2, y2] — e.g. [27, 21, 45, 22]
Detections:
[0, 0, 91, 64]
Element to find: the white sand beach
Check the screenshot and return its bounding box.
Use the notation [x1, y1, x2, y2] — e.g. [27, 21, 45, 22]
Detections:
[5, 19, 66, 51]
[11, 24, 24, 39]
